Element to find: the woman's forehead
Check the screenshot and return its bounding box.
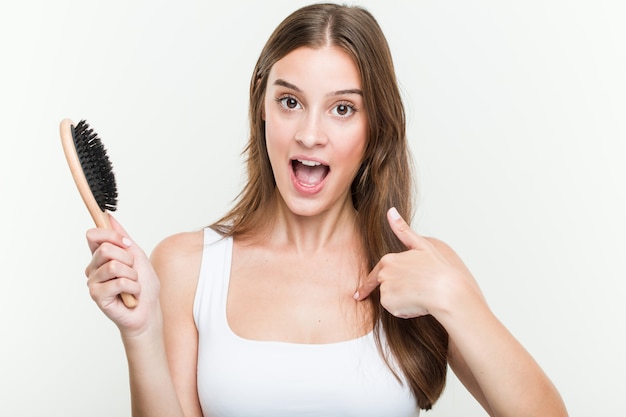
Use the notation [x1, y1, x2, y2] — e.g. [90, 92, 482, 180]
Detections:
[267, 46, 362, 93]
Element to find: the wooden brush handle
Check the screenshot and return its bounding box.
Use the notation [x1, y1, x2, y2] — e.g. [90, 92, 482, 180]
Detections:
[60, 119, 138, 309]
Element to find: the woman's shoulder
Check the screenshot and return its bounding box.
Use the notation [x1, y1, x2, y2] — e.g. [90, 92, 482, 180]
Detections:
[423, 236, 468, 269]
[150, 229, 206, 286]
[424, 236, 455, 254]
[151, 229, 205, 260]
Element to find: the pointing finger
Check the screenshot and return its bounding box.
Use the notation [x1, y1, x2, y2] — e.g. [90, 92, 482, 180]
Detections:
[353, 262, 382, 301]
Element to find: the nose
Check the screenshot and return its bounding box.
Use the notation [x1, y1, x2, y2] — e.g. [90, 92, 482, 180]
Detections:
[294, 111, 328, 148]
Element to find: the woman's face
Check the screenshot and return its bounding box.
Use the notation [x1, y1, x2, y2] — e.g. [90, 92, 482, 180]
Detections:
[264, 46, 367, 217]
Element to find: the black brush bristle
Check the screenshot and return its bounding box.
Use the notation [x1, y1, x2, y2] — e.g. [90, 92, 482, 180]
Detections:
[71, 120, 118, 212]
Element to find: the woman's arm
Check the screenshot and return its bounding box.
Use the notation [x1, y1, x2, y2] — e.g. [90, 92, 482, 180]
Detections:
[151, 231, 205, 417]
[432, 238, 567, 417]
[356, 208, 568, 417]
[85, 217, 202, 417]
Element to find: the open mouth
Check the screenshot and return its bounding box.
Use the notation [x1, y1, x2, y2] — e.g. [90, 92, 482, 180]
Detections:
[291, 159, 330, 187]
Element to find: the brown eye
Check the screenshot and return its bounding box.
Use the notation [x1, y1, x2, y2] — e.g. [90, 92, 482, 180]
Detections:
[278, 96, 301, 110]
[332, 103, 355, 118]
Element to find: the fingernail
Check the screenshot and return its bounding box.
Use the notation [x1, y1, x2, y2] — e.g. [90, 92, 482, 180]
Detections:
[389, 207, 401, 221]
[353, 291, 359, 300]
[122, 237, 132, 247]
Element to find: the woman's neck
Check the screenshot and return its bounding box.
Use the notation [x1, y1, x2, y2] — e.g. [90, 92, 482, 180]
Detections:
[268, 194, 361, 255]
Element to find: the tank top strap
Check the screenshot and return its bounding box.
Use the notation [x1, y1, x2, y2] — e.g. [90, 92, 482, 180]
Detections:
[193, 227, 233, 332]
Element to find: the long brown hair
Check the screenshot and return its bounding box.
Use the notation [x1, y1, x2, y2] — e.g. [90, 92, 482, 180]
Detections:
[212, 3, 448, 410]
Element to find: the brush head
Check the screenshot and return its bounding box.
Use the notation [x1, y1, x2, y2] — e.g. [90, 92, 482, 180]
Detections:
[71, 120, 118, 212]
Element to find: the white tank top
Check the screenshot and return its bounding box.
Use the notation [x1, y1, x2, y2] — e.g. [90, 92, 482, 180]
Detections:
[193, 228, 420, 417]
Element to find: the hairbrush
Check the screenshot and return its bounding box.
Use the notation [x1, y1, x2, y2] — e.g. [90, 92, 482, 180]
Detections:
[60, 119, 138, 308]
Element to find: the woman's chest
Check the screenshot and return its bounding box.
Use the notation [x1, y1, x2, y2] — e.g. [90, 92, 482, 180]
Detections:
[227, 244, 370, 344]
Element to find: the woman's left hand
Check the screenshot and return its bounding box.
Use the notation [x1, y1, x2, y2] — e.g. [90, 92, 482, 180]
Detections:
[354, 207, 483, 320]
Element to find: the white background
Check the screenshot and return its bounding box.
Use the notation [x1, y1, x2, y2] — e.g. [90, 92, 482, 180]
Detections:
[1, 1, 624, 415]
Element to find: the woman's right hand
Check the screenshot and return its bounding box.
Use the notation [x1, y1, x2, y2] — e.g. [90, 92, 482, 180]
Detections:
[85, 215, 162, 338]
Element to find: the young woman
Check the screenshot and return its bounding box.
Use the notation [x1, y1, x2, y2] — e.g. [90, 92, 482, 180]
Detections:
[85, 3, 568, 416]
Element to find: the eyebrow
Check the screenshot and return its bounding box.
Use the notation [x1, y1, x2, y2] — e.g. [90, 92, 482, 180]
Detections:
[273, 78, 363, 97]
